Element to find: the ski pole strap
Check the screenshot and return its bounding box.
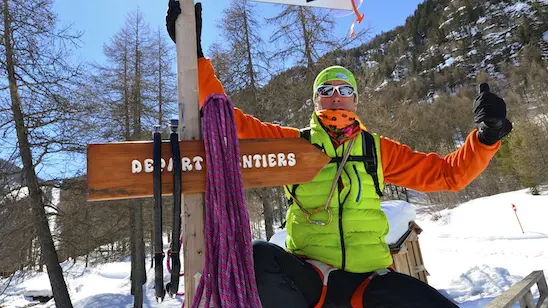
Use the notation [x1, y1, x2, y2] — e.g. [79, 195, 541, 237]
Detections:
[168, 119, 182, 297]
[152, 126, 165, 301]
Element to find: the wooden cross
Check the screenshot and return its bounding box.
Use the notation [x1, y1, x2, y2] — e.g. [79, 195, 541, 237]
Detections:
[86, 0, 353, 306]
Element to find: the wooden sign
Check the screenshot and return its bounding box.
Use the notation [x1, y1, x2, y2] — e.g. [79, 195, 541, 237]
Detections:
[250, 0, 353, 10]
[87, 138, 330, 201]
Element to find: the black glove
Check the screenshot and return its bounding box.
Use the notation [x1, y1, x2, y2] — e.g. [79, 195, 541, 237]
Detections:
[473, 83, 513, 145]
[166, 1, 204, 58]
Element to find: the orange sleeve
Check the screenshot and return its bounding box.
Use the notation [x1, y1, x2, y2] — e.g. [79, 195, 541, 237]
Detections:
[380, 130, 500, 192]
[198, 58, 299, 139]
[198, 57, 226, 105]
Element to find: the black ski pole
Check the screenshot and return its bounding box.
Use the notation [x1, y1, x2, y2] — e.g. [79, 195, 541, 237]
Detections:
[153, 125, 165, 302]
[166, 119, 182, 297]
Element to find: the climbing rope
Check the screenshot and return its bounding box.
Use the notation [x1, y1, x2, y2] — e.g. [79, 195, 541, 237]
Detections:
[192, 94, 262, 307]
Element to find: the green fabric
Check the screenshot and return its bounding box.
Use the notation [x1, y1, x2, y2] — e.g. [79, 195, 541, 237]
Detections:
[285, 113, 391, 273]
[313, 66, 359, 103]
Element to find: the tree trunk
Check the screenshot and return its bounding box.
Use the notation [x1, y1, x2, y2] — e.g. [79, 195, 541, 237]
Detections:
[132, 200, 145, 308]
[259, 189, 275, 240]
[150, 228, 154, 269]
[124, 48, 130, 139]
[298, 7, 314, 70]
[130, 21, 145, 306]
[242, 6, 257, 101]
[2, 1, 72, 306]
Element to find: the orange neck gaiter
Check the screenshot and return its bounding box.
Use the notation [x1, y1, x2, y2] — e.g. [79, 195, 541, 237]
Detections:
[315, 110, 365, 148]
[316, 109, 358, 129]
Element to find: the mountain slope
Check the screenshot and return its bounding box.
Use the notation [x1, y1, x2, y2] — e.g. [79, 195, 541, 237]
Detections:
[327, 0, 548, 92]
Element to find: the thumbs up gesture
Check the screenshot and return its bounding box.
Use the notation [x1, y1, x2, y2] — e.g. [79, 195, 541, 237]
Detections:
[473, 83, 513, 145]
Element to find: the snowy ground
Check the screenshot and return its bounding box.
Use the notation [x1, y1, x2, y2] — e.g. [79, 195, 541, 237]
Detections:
[417, 188, 548, 307]
[0, 259, 184, 308]
[1, 188, 547, 307]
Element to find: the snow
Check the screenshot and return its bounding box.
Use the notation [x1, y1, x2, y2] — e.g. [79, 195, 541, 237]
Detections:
[364, 60, 378, 68]
[16, 272, 52, 297]
[476, 17, 487, 24]
[382, 200, 416, 244]
[2, 188, 548, 307]
[418, 188, 548, 306]
[0, 186, 29, 203]
[269, 229, 288, 248]
[438, 56, 455, 70]
[439, 18, 454, 29]
[504, 2, 531, 14]
[1, 258, 184, 308]
[375, 79, 388, 91]
[543, 31, 548, 42]
[470, 26, 478, 37]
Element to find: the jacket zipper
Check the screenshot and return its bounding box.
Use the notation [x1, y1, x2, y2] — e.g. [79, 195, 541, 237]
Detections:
[353, 165, 361, 202]
[338, 143, 353, 271]
[337, 160, 346, 270]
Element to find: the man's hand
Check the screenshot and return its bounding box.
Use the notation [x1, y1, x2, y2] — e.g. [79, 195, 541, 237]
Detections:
[166, 1, 204, 58]
[473, 83, 513, 145]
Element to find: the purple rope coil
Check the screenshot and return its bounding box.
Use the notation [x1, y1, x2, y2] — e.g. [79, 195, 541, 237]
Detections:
[192, 94, 262, 308]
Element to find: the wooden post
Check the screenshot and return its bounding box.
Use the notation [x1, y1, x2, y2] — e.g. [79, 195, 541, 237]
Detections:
[174, 1, 204, 306]
[485, 271, 548, 308]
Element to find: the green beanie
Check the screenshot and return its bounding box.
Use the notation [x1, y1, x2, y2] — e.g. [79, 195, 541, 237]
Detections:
[313, 66, 358, 103]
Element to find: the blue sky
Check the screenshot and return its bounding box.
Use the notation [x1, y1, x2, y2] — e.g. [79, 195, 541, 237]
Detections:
[54, 0, 424, 63]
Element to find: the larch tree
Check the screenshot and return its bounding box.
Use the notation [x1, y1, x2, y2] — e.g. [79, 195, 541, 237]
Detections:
[0, 0, 89, 306]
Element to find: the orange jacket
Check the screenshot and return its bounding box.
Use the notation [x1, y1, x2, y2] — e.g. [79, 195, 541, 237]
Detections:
[198, 58, 500, 192]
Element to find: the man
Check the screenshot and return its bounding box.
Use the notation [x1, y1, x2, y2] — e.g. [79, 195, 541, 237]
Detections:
[166, 2, 512, 307]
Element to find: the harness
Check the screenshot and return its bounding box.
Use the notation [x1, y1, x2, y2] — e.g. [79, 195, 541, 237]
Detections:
[307, 259, 392, 308]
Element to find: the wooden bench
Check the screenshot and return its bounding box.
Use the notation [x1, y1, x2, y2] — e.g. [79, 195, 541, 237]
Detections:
[485, 270, 548, 308]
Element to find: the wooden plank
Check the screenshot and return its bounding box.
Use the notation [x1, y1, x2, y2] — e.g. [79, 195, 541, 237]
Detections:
[403, 241, 417, 280]
[414, 264, 426, 273]
[485, 271, 546, 308]
[406, 240, 420, 280]
[538, 274, 548, 308]
[87, 138, 330, 201]
[175, 0, 201, 306]
[411, 238, 428, 283]
[392, 253, 411, 277]
[524, 290, 535, 308]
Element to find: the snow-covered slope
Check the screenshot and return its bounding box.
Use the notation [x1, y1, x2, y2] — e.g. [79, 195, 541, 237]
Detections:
[417, 188, 548, 306]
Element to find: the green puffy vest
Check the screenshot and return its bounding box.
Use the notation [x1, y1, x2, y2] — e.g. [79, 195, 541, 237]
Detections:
[284, 114, 392, 273]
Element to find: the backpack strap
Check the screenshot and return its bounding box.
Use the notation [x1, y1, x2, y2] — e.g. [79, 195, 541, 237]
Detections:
[300, 127, 311, 142]
[362, 132, 384, 197]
